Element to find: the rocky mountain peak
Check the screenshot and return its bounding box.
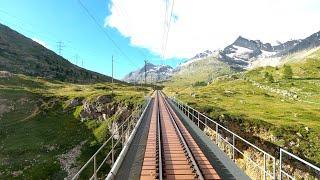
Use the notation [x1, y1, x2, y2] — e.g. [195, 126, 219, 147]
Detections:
[124, 63, 173, 83]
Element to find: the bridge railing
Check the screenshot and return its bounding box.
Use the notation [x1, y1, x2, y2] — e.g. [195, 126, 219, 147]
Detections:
[170, 97, 276, 180]
[72, 98, 151, 180]
[280, 148, 320, 179]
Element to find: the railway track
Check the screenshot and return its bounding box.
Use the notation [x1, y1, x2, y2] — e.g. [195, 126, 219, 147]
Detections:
[140, 91, 220, 180]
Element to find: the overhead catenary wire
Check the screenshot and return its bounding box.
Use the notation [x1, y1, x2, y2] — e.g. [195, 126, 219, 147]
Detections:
[0, 9, 102, 65]
[77, 0, 139, 68]
[162, 0, 175, 60]
[160, 0, 169, 64]
[160, 0, 175, 64]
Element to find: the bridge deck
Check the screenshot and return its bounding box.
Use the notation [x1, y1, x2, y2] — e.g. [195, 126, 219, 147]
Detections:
[113, 98, 154, 180]
[113, 91, 250, 179]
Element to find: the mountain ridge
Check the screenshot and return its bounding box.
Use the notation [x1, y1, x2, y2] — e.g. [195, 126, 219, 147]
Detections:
[0, 23, 117, 84]
[123, 62, 173, 83]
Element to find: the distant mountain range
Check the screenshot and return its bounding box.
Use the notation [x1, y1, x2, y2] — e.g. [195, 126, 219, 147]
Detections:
[123, 30, 320, 83]
[0, 23, 116, 84]
[123, 62, 173, 83]
[218, 31, 320, 70]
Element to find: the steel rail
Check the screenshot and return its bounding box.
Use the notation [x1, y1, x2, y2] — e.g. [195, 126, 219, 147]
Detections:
[160, 92, 204, 180]
[156, 92, 163, 180]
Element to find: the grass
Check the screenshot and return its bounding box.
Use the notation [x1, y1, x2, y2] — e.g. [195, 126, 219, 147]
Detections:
[164, 49, 320, 165]
[0, 74, 151, 178]
[165, 56, 234, 87]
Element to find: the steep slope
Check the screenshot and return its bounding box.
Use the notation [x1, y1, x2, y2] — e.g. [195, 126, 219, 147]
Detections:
[0, 23, 114, 83]
[123, 62, 173, 83]
[166, 52, 234, 87]
[0, 72, 150, 178]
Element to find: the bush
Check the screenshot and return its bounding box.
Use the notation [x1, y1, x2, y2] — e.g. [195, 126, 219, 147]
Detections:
[283, 65, 293, 79]
[264, 72, 274, 83]
[193, 81, 207, 87]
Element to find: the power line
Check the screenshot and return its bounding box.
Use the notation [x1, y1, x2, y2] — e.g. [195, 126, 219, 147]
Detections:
[77, 0, 138, 68]
[161, 0, 169, 64]
[111, 2, 149, 60]
[163, 0, 175, 58]
[144, 60, 147, 86]
[162, 0, 175, 61]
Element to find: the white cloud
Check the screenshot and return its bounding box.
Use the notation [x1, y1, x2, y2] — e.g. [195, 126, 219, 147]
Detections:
[32, 38, 50, 49]
[105, 0, 320, 59]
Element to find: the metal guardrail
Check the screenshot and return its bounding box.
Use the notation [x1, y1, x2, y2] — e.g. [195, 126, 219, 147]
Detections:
[170, 97, 320, 180]
[280, 149, 320, 179]
[72, 98, 150, 180]
[170, 97, 276, 180]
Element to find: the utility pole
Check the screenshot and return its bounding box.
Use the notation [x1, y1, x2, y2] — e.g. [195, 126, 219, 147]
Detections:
[144, 60, 147, 86]
[111, 55, 114, 95]
[57, 41, 65, 56]
[82, 60, 84, 68]
[112, 55, 114, 84]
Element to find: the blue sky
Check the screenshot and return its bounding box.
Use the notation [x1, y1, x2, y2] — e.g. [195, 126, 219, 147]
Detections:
[0, 0, 183, 79]
[1, 0, 320, 79]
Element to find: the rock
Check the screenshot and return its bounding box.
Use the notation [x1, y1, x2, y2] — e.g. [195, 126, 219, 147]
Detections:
[12, 170, 23, 177]
[224, 90, 233, 94]
[58, 141, 86, 179]
[296, 132, 302, 138]
[0, 71, 12, 78]
[102, 113, 107, 120]
[96, 95, 113, 104]
[79, 101, 99, 121]
[68, 97, 84, 108]
[289, 141, 296, 146]
[305, 127, 309, 132]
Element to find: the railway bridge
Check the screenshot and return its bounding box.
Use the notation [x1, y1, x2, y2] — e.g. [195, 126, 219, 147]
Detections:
[72, 91, 320, 180]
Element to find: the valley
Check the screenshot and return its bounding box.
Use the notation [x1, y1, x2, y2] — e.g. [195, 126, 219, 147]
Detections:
[0, 3, 320, 177]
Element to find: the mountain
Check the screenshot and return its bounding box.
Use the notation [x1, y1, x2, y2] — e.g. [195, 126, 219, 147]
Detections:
[167, 53, 234, 87]
[218, 31, 320, 70]
[123, 62, 173, 83]
[126, 30, 320, 85]
[0, 23, 115, 83]
[178, 50, 219, 68]
[218, 36, 300, 70]
[284, 31, 320, 55]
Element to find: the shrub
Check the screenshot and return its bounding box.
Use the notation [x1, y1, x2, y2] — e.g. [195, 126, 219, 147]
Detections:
[283, 65, 293, 79]
[193, 81, 207, 87]
[264, 72, 274, 83]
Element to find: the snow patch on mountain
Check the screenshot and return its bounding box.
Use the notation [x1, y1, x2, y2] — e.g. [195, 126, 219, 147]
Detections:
[123, 63, 173, 83]
[180, 50, 219, 67]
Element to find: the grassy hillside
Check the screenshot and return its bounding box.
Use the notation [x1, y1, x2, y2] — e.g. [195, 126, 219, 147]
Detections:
[164, 49, 320, 166]
[0, 72, 151, 178]
[0, 23, 116, 84]
[164, 56, 234, 87]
